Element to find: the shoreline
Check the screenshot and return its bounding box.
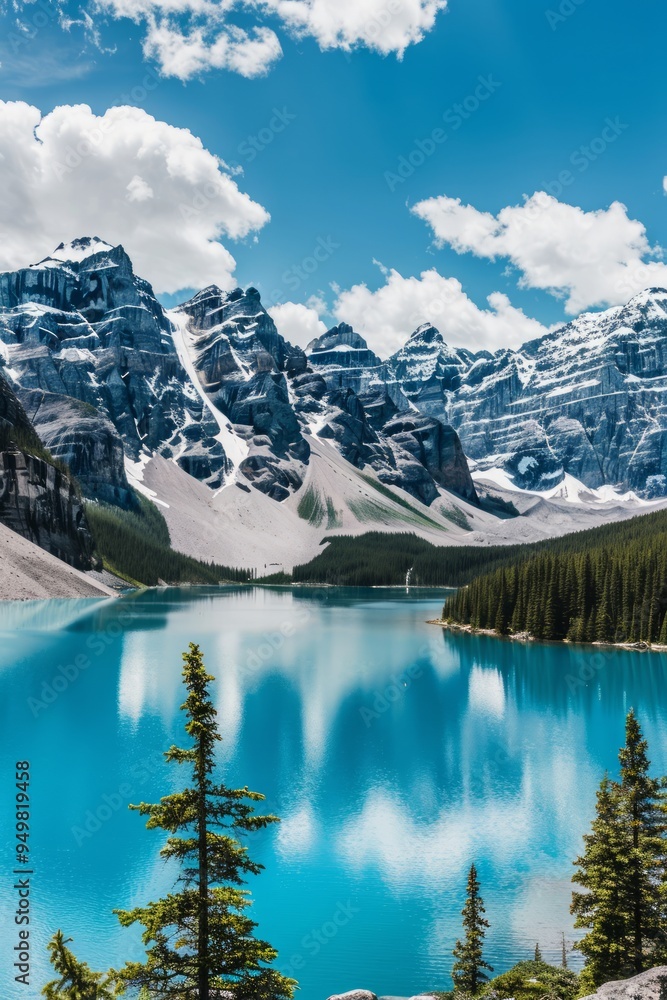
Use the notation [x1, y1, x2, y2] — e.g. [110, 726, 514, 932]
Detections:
[428, 619, 667, 653]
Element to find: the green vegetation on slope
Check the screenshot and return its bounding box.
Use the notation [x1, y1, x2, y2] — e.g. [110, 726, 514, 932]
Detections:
[443, 508, 667, 644]
[86, 493, 251, 587]
[440, 503, 472, 531]
[297, 485, 326, 526]
[359, 474, 445, 530]
[289, 532, 511, 587]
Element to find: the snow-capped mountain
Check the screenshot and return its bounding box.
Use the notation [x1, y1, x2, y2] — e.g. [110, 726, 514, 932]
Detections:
[0, 240, 477, 512]
[3, 238, 665, 573]
[307, 291, 667, 497]
[0, 237, 225, 503]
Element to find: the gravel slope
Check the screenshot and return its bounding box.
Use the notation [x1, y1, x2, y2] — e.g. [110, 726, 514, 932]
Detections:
[0, 522, 116, 600]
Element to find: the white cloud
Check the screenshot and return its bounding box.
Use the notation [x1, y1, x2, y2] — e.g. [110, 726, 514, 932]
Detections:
[268, 300, 327, 348]
[332, 265, 551, 356]
[267, 0, 447, 56]
[0, 101, 270, 295]
[141, 19, 283, 80]
[126, 174, 154, 202]
[413, 191, 667, 314]
[87, 0, 447, 78]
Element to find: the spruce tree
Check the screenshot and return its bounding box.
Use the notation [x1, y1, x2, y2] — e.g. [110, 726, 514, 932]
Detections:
[561, 932, 567, 968]
[571, 776, 633, 990]
[572, 712, 667, 988]
[618, 709, 667, 971]
[452, 864, 493, 995]
[115, 643, 295, 1000]
[534, 942, 542, 962]
[42, 932, 123, 999]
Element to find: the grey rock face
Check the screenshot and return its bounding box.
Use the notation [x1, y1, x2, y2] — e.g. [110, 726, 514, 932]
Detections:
[308, 292, 667, 496]
[579, 967, 667, 1000]
[382, 413, 478, 503]
[19, 388, 131, 505]
[0, 374, 93, 568]
[384, 323, 477, 413]
[309, 323, 383, 372]
[0, 243, 479, 509]
[0, 238, 226, 493]
[326, 992, 378, 1000]
[0, 450, 93, 569]
[401, 292, 667, 495]
[301, 323, 478, 504]
[176, 285, 310, 501]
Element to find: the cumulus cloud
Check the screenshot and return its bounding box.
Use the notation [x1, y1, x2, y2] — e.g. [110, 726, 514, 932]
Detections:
[0, 100, 269, 295]
[268, 300, 327, 348]
[81, 0, 448, 79]
[141, 20, 283, 80]
[268, 0, 447, 55]
[332, 265, 551, 356]
[413, 192, 667, 314]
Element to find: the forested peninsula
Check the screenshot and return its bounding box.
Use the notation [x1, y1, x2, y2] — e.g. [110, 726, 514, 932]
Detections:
[440, 509, 667, 646]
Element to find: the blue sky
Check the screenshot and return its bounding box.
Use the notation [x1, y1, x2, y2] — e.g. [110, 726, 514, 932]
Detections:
[0, 0, 665, 355]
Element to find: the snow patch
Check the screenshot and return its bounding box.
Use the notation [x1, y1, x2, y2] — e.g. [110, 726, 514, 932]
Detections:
[168, 309, 249, 480]
[125, 455, 170, 508]
[473, 467, 648, 506]
[46, 237, 115, 264]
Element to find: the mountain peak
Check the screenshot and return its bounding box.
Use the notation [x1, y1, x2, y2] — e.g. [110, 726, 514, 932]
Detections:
[410, 323, 444, 344]
[46, 236, 116, 265]
[308, 323, 370, 354]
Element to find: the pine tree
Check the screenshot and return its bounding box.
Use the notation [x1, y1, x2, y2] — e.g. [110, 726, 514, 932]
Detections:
[42, 932, 123, 999]
[452, 864, 493, 995]
[561, 931, 567, 968]
[618, 709, 667, 971]
[534, 942, 542, 962]
[571, 776, 633, 989]
[572, 712, 667, 988]
[115, 643, 295, 1000]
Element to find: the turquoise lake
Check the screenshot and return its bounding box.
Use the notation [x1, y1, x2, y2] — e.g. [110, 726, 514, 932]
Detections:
[2, 586, 667, 999]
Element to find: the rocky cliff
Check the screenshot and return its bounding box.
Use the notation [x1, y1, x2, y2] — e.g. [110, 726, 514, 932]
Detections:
[14, 238, 667, 514]
[172, 285, 477, 505]
[304, 291, 667, 497]
[0, 242, 477, 510]
[446, 289, 667, 493]
[0, 374, 93, 569]
[0, 237, 224, 500]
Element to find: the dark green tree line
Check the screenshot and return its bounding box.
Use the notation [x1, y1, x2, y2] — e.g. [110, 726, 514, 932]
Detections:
[444, 528, 667, 645]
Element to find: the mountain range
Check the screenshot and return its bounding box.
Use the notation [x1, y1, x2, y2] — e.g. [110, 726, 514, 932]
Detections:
[1, 236, 666, 576]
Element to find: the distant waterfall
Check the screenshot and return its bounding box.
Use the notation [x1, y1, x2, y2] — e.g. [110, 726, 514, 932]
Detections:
[405, 566, 413, 588]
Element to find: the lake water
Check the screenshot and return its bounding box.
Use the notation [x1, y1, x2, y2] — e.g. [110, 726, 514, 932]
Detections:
[2, 586, 667, 1000]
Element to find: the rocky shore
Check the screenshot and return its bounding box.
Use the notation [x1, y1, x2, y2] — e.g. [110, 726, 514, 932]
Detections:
[327, 968, 667, 1000]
